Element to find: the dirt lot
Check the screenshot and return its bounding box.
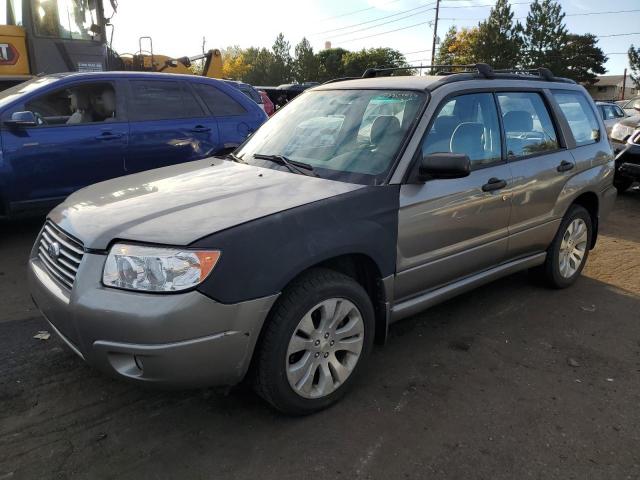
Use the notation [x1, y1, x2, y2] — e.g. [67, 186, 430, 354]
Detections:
[1, 191, 640, 480]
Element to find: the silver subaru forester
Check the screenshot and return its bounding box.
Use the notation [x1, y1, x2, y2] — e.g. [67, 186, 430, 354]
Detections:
[29, 65, 617, 415]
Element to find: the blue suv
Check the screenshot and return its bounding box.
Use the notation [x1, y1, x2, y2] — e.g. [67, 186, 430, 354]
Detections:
[0, 72, 267, 219]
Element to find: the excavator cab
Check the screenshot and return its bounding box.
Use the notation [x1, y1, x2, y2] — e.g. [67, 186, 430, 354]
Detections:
[0, 0, 108, 88]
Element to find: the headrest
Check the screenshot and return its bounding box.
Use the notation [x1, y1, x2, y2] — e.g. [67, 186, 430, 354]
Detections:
[450, 122, 484, 154]
[370, 115, 401, 145]
[101, 89, 116, 114]
[503, 110, 533, 132]
[70, 90, 91, 111]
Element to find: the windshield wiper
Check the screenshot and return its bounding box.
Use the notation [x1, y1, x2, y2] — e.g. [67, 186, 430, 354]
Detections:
[224, 152, 245, 164]
[253, 153, 318, 177]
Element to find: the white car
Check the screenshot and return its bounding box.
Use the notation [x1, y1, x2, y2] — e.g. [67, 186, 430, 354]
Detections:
[596, 101, 627, 135]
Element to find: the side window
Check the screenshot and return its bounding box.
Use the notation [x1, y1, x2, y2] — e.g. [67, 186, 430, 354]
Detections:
[192, 83, 247, 116]
[24, 82, 117, 125]
[129, 81, 203, 121]
[421, 92, 502, 167]
[497, 92, 559, 158]
[614, 106, 626, 118]
[552, 91, 601, 147]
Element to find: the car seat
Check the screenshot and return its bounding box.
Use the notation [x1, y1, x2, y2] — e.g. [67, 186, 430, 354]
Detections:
[66, 91, 93, 124]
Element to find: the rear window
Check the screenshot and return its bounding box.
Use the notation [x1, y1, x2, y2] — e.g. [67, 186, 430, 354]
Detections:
[239, 85, 262, 104]
[193, 83, 247, 116]
[128, 80, 203, 121]
[552, 91, 601, 146]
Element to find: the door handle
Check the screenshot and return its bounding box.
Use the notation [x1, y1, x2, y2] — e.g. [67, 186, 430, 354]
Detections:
[190, 125, 211, 133]
[482, 177, 507, 192]
[95, 132, 123, 140]
[557, 160, 574, 172]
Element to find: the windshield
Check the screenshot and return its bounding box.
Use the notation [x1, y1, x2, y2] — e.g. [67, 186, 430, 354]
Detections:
[236, 89, 426, 185]
[0, 76, 59, 109]
[32, 0, 100, 40]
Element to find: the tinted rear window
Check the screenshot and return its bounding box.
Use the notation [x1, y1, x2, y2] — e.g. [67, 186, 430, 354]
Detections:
[193, 83, 247, 116]
[128, 80, 203, 121]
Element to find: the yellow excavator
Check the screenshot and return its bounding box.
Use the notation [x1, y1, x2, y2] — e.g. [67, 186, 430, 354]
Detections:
[0, 0, 222, 89]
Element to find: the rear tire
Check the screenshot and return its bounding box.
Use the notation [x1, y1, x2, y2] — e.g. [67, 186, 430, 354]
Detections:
[540, 205, 592, 289]
[254, 268, 375, 415]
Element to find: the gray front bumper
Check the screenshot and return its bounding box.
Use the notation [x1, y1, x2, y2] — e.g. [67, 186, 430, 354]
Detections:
[28, 253, 278, 387]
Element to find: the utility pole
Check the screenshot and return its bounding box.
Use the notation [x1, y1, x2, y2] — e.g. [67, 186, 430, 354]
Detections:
[622, 68, 627, 100]
[430, 0, 441, 73]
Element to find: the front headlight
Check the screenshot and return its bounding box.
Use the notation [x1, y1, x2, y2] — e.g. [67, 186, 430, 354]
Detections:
[103, 243, 220, 292]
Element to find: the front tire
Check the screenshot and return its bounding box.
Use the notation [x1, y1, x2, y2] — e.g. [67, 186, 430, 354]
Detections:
[540, 205, 592, 289]
[254, 268, 375, 415]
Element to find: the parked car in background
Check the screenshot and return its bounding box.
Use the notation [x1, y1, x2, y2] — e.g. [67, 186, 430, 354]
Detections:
[617, 96, 640, 116]
[596, 101, 627, 135]
[29, 66, 616, 415]
[223, 80, 266, 113]
[259, 90, 275, 116]
[610, 114, 640, 192]
[0, 72, 267, 219]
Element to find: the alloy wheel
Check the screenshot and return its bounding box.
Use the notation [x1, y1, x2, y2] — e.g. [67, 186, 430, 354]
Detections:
[559, 218, 588, 278]
[285, 298, 364, 399]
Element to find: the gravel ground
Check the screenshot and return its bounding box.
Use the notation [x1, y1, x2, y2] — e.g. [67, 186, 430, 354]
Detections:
[1, 190, 639, 479]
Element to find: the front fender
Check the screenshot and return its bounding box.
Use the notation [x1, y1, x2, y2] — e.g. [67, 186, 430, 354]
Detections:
[193, 185, 400, 304]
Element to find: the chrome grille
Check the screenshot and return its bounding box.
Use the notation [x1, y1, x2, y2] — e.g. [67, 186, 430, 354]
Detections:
[36, 221, 85, 290]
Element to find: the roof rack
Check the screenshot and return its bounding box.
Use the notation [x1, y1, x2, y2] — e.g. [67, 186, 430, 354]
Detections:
[359, 63, 575, 84]
[321, 76, 361, 85]
[362, 64, 495, 78]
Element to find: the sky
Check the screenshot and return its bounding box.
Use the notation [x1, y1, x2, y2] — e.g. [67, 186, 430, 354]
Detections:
[107, 0, 640, 76]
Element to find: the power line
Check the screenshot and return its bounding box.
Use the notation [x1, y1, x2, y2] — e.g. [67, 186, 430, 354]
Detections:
[317, 0, 403, 22]
[440, 1, 530, 8]
[337, 19, 431, 44]
[316, 2, 436, 36]
[322, 7, 436, 39]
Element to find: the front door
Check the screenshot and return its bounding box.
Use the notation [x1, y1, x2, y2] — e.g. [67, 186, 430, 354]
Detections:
[124, 79, 221, 174]
[395, 92, 513, 301]
[1, 80, 127, 215]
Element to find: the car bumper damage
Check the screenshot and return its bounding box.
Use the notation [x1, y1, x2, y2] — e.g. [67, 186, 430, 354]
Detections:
[28, 251, 278, 388]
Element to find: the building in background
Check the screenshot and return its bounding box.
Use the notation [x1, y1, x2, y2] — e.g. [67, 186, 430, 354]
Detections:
[586, 75, 640, 102]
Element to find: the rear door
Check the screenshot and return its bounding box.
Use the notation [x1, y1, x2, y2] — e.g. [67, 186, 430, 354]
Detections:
[496, 90, 571, 259]
[396, 92, 513, 301]
[124, 79, 221, 174]
[191, 81, 259, 151]
[0, 79, 128, 215]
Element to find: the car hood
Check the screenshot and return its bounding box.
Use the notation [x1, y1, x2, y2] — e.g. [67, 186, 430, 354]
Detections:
[50, 158, 362, 250]
[619, 114, 640, 128]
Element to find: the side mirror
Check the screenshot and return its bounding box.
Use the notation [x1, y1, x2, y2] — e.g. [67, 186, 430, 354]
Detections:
[5, 111, 38, 128]
[419, 152, 471, 180]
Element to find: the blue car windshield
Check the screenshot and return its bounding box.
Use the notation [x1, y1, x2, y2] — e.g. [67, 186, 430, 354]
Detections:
[236, 89, 426, 185]
[0, 76, 59, 109]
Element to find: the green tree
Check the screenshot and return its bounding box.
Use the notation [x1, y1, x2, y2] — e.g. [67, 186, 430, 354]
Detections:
[522, 0, 568, 73]
[270, 33, 293, 84]
[316, 47, 349, 82]
[242, 47, 275, 85]
[435, 26, 458, 65]
[293, 37, 320, 83]
[342, 47, 411, 77]
[629, 45, 640, 88]
[474, 0, 522, 69]
[434, 27, 481, 67]
[560, 34, 607, 85]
